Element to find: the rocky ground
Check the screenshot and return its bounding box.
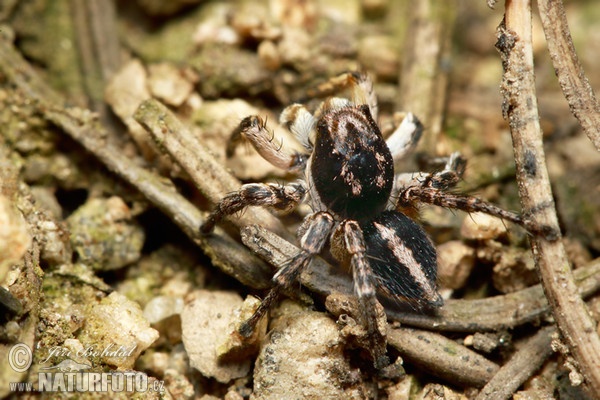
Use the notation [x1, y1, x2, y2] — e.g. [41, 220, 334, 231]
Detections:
[1, 0, 599, 399]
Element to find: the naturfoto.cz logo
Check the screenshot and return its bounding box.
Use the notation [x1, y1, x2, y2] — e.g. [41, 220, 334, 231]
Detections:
[7, 343, 165, 394]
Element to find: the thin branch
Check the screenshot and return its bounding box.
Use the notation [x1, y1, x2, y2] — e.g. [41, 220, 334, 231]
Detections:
[475, 326, 555, 400]
[397, 0, 457, 153]
[0, 33, 272, 289]
[133, 99, 290, 239]
[537, 0, 600, 151]
[387, 327, 499, 388]
[498, 0, 600, 395]
[69, 0, 122, 127]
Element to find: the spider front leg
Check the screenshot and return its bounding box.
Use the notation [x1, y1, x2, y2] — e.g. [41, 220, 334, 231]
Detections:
[200, 181, 306, 234]
[340, 220, 389, 369]
[239, 212, 335, 336]
[393, 151, 515, 225]
[389, 152, 466, 213]
[226, 115, 308, 172]
[399, 184, 528, 227]
[395, 150, 536, 233]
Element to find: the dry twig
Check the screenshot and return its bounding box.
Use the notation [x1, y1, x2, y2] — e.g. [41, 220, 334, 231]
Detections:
[69, 0, 122, 125]
[0, 33, 272, 289]
[398, 0, 457, 153]
[388, 327, 499, 388]
[537, 0, 600, 150]
[475, 326, 555, 400]
[498, 0, 600, 395]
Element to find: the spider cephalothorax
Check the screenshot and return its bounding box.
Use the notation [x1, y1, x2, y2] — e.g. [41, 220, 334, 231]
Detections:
[200, 72, 529, 368]
[311, 104, 394, 221]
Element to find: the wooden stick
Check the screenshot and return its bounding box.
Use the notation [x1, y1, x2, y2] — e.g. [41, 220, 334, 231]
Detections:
[537, 0, 600, 151]
[0, 34, 272, 289]
[498, 0, 600, 395]
[475, 326, 554, 400]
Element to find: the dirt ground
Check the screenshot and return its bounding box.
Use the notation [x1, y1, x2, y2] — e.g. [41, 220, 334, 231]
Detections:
[1, 0, 600, 399]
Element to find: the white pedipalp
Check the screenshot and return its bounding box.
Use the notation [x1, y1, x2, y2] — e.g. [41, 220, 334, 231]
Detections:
[280, 104, 316, 151]
[385, 112, 423, 163]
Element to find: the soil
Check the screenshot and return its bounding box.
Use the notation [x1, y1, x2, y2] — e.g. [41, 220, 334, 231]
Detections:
[1, 1, 599, 399]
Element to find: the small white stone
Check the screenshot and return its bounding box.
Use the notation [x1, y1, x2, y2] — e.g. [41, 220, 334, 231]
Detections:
[143, 296, 184, 324]
[461, 212, 507, 240]
[78, 292, 159, 369]
[148, 63, 195, 107]
[181, 290, 251, 383]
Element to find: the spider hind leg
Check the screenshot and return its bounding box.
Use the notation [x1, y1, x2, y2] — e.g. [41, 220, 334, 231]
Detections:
[340, 220, 390, 369]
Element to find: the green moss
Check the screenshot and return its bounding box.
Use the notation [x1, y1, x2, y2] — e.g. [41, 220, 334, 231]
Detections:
[66, 197, 145, 270]
[12, 0, 85, 100]
[188, 44, 271, 99]
[119, 5, 207, 64]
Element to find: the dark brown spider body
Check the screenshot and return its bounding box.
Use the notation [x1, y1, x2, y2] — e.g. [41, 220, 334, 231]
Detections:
[311, 104, 394, 221]
[309, 103, 440, 310]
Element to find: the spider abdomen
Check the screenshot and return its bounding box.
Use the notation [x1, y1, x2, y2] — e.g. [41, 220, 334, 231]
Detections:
[311, 104, 394, 221]
[360, 210, 442, 310]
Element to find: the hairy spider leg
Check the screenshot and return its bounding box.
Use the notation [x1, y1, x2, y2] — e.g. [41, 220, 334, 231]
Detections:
[390, 151, 528, 225]
[398, 185, 526, 227]
[200, 181, 306, 234]
[389, 152, 466, 212]
[393, 154, 554, 236]
[428, 152, 467, 190]
[226, 115, 308, 172]
[239, 212, 335, 336]
[341, 220, 389, 369]
[386, 151, 527, 227]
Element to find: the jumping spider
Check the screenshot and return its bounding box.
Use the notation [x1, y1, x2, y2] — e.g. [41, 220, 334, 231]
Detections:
[201, 72, 533, 368]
